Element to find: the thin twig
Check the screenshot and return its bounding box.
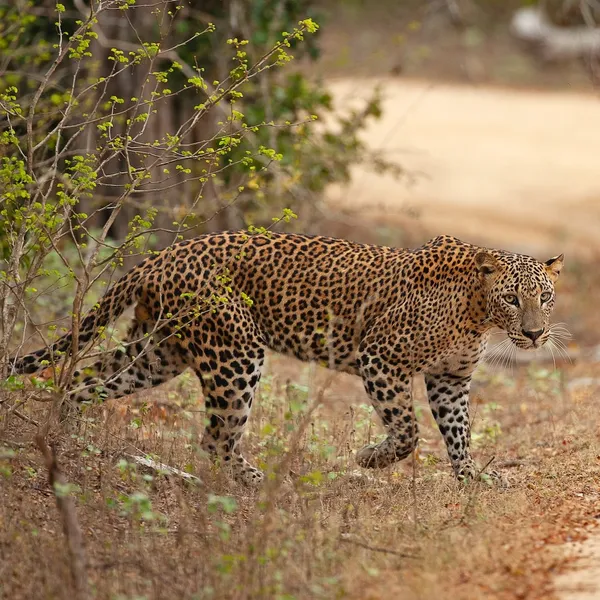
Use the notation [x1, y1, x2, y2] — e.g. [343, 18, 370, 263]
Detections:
[339, 534, 419, 559]
[476, 455, 496, 479]
[462, 455, 497, 522]
[11, 409, 39, 427]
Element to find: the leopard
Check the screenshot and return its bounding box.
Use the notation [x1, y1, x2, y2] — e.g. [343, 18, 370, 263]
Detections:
[11, 232, 564, 486]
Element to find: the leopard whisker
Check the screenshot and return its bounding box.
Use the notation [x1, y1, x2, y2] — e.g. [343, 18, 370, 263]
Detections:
[548, 323, 572, 338]
[506, 340, 517, 374]
[550, 340, 568, 367]
[549, 321, 571, 329]
[484, 342, 507, 371]
[548, 337, 573, 364]
[544, 340, 557, 371]
[550, 331, 573, 340]
[485, 338, 510, 361]
[547, 337, 569, 360]
[550, 335, 572, 344]
[487, 338, 514, 372]
[489, 329, 508, 337]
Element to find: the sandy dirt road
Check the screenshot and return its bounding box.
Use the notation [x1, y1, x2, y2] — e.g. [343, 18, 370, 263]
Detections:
[555, 536, 600, 600]
[326, 78, 600, 258]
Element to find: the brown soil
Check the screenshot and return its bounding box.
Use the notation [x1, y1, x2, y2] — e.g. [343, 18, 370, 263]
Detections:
[2, 350, 600, 600]
[555, 536, 600, 599]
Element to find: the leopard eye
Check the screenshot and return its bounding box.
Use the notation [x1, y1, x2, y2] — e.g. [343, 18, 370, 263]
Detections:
[504, 294, 519, 307]
[540, 291, 552, 303]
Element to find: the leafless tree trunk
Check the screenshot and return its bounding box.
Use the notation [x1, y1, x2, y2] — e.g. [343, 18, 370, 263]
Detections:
[36, 435, 90, 600]
[79, 3, 224, 250]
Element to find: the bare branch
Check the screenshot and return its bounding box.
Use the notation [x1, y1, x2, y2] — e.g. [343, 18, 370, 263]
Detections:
[124, 453, 203, 484]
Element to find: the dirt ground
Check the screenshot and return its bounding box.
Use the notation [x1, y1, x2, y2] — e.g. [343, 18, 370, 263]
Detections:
[555, 536, 600, 599]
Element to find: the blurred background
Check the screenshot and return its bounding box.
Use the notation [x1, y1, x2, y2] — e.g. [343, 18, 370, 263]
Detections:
[317, 0, 600, 261]
[3, 5, 600, 598]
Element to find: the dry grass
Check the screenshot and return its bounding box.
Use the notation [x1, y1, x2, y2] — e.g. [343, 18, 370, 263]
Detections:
[2, 342, 600, 600]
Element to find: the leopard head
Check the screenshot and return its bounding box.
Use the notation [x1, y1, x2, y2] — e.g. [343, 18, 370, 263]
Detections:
[475, 250, 564, 350]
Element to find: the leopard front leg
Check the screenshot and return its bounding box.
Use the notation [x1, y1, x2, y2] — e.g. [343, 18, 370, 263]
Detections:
[356, 355, 418, 469]
[425, 373, 507, 486]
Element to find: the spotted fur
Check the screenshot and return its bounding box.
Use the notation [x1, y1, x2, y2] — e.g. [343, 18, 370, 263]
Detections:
[12, 232, 564, 486]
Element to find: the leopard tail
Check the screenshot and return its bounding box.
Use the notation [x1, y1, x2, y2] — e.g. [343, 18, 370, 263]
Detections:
[11, 263, 147, 375]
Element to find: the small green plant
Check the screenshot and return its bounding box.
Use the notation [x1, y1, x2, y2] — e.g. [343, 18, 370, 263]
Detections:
[207, 494, 237, 542]
[0, 446, 16, 478]
[472, 401, 503, 448]
[527, 366, 563, 396]
[53, 481, 82, 498]
[119, 490, 164, 523]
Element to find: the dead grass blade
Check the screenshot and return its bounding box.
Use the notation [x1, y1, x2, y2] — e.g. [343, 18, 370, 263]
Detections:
[339, 533, 420, 558]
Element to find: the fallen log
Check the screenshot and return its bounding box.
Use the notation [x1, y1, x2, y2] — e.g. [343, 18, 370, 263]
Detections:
[511, 6, 600, 61]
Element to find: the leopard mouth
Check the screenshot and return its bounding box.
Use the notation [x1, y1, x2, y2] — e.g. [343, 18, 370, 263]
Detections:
[508, 334, 547, 351]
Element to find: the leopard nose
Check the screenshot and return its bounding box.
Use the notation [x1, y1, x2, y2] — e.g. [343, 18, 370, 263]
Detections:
[522, 328, 543, 342]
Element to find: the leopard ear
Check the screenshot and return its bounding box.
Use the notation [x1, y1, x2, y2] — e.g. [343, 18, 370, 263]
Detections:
[475, 251, 499, 278]
[544, 254, 564, 282]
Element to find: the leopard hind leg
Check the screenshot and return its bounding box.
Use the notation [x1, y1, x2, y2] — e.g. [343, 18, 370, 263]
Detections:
[191, 309, 266, 486]
[69, 311, 189, 405]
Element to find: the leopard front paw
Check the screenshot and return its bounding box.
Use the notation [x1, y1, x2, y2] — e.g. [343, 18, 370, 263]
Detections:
[480, 469, 510, 488]
[456, 462, 509, 488]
